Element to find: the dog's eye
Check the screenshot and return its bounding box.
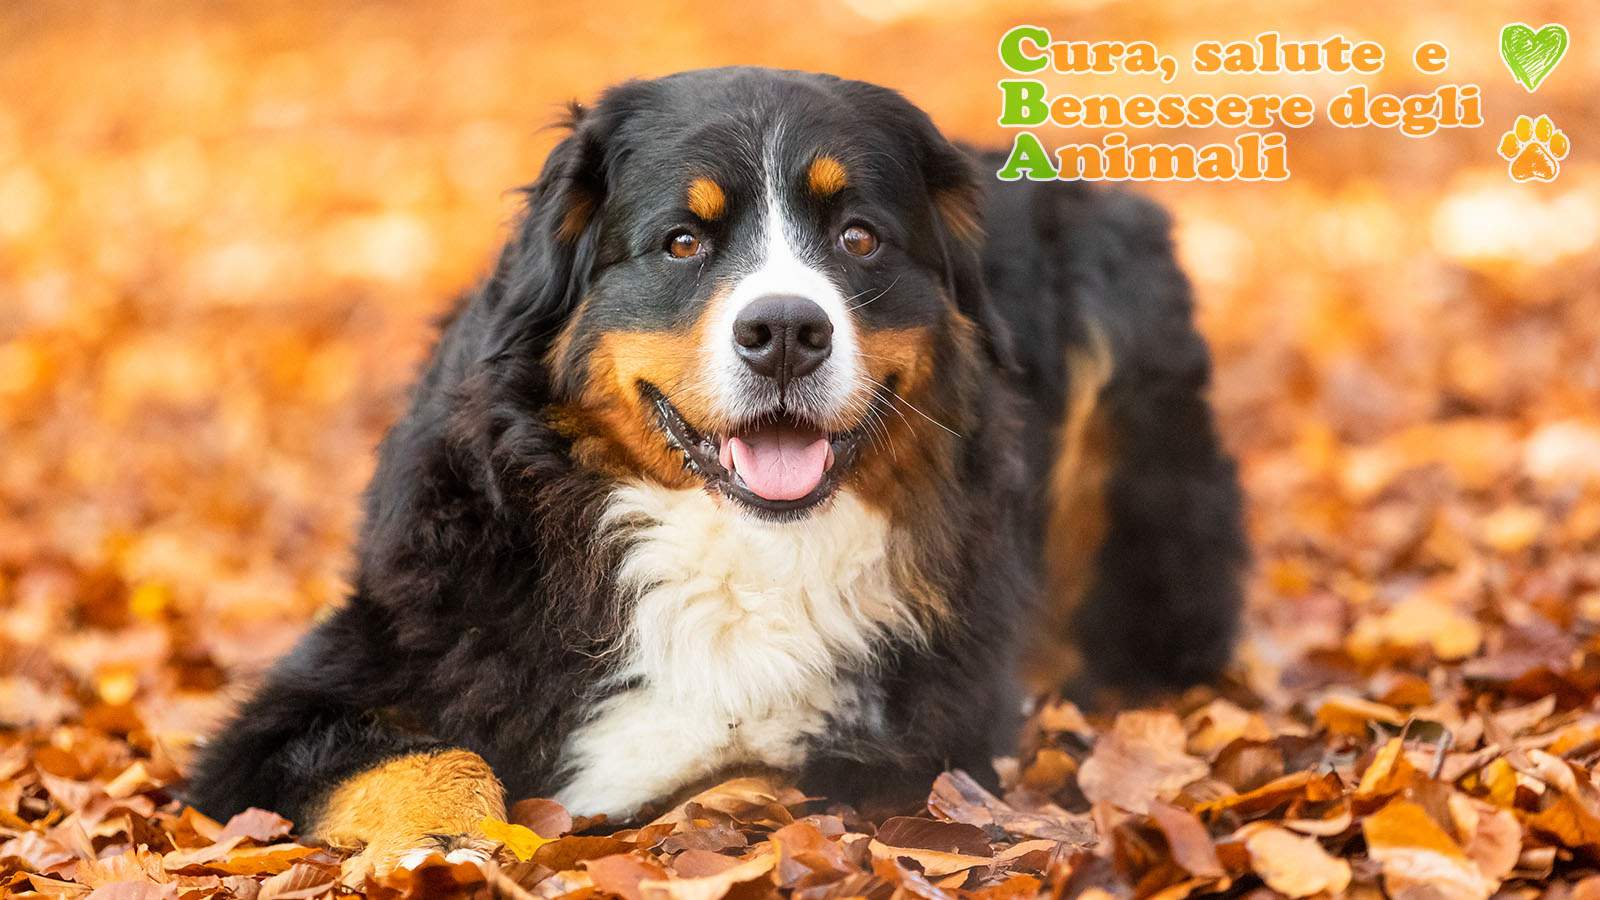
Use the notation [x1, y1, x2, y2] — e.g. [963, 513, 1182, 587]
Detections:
[839, 223, 879, 258]
[665, 229, 704, 259]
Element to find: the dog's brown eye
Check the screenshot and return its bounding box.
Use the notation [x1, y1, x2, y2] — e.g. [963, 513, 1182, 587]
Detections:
[666, 230, 703, 259]
[840, 224, 878, 257]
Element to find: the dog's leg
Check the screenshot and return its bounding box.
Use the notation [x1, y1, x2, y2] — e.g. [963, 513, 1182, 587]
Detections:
[1067, 337, 1247, 698]
[1017, 190, 1248, 701]
[1022, 330, 1116, 692]
[185, 607, 506, 874]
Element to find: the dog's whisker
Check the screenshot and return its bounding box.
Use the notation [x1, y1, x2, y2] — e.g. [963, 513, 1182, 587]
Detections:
[863, 374, 962, 438]
[847, 274, 902, 312]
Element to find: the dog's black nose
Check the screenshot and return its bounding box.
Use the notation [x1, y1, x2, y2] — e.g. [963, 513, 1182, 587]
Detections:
[732, 294, 833, 384]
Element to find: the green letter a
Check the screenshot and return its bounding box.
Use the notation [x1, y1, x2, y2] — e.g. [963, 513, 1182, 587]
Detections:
[996, 132, 1059, 181]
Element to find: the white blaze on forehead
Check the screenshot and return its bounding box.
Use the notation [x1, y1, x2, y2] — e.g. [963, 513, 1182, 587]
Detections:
[707, 130, 858, 421]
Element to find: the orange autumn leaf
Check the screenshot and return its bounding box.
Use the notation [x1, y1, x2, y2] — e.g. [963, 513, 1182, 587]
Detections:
[1363, 799, 1499, 900]
[1077, 711, 1208, 814]
[1242, 824, 1351, 898]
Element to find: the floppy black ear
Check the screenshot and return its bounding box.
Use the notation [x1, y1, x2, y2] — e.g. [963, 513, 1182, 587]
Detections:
[917, 129, 1018, 374]
[482, 101, 615, 361]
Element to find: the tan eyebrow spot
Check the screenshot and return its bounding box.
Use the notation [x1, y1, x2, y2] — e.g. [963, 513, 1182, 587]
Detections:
[807, 155, 849, 197]
[686, 177, 726, 220]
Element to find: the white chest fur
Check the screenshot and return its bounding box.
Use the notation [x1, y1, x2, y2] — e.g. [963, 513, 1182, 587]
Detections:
[552, 481, 921, 818]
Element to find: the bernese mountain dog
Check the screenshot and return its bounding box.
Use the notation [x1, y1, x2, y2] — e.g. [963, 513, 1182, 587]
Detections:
[187, 66, 1246, 871]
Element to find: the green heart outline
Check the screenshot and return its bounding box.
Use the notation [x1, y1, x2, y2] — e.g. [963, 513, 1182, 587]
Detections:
[1500, 22, 1569, 92]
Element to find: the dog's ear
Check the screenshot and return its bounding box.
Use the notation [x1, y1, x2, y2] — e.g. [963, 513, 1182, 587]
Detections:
[483, 99, 621, 361]
[915, 125, 1018, 374]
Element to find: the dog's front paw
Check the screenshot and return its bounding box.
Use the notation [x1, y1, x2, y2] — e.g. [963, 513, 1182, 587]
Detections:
[378, 832, 497, 873]
[312, 749, 507, 878]
[340, 831, 499, 885]
[397, 834, 497, 870]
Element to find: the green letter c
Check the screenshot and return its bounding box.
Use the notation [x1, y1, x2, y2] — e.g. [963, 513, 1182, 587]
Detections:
[998, 25, 1050, 74]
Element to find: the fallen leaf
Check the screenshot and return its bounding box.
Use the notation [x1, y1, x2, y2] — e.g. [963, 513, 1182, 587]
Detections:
[649, 776, 802, 830]
[639, 849, 775, 900]
[1314, 694, 1406, 737]
[481, 815, 556, 861]
[257, 862, 339, 899]
[510, 798, 573, 838]
[1077, 712, 1208, 814]
[1363, 799, 1497, 900]
[586, 853, 670, 900]
[866, 838, 994, 878]
[1148, 802, 1223, 879]
[928, 771, 1094, 845]
[1348, 597, 1484, 663]
[1448, 794, 1521, 883]
[874, 816, 992, 857]
[1242, 825, 1351, 898]
[217, 808, 294, 844]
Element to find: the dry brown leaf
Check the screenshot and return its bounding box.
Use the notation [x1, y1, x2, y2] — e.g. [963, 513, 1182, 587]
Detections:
[216, 807, 294, 844]
[534, 835, 635, 872]
[928, 771, 1094, 845]
[1192, 770, 1320, 819]
[639, 849, 775, 900]
[660, 823, 747, 855]
[867, 833, 995, 878]
[587, 852, 671, 900]
[1147, 801, 1223, 879]
[256, 862, 338, 900]
[1279, 797, 1353, 837]
[970, 873, 1042, 900]
[1363, 799, 1497, 900]
[1448, 793, 1521, 883]
[769, 820, 852, 888]
[1077, 712, 1208, 814]
[1241, 825, 1351, 898]
[510, 797, 573, 838]
[1348, 597, 1484, 663]
[648, 776, 802, 829]
[1356, 737, 1423, 799]
[82, 883, 176, 900]
[1184, 699, 1274, 758]
[1314, 694, 1406, 737]
[874, 816, 992, 857]
[1017, 747, 1077, 795]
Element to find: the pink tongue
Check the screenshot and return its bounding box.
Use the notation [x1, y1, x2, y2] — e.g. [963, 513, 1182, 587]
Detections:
[726, 424, 830, 501]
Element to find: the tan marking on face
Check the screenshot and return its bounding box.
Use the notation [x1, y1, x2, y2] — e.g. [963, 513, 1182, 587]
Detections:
[857, 325, 937, 398]
[1023, 325, 1114, 692]
[849, 312, 971, 490]
[687, 177, 726, 221]
[545, 295, 594, 386]
[807, 155, 849, 197]
[846, 313, 977, 624]
[312, 749, 505, 871]
[555, 291, 732, 486]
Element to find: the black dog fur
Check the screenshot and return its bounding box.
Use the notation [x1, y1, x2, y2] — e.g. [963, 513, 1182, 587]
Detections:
[187, 67, 1245, 834]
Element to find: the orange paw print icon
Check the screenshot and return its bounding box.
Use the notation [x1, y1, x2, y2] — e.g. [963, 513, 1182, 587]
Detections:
[1497, 114, 1569, 182]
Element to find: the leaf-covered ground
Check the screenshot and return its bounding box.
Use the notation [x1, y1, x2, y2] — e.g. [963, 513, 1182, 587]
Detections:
[3, 3, 1599, 898]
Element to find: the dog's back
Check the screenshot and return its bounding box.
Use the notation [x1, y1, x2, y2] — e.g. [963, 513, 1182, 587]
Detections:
[978, 170, 1246, 697]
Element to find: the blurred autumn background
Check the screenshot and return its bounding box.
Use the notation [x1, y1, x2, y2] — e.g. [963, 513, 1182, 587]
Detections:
[3, 1, 1600, 897]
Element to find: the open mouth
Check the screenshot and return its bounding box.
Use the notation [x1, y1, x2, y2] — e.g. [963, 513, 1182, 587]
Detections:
[640, 383, 869, 518]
